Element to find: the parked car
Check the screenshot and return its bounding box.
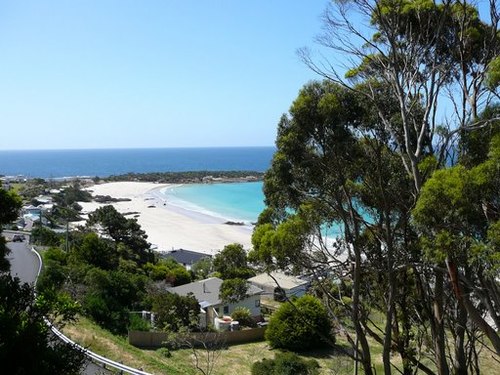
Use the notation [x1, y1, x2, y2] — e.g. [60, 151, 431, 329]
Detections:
[12, 234, 25, 242]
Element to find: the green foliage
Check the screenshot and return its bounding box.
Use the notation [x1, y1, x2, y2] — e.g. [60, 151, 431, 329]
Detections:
[265, 295, 333, 351]
[486, 54, 500, 88]
[0, 274, 85, 374]
[219, 278, 249, 304]
[105, 170, 264, 183]
[251, 352, 320, 375]
[37, 259, 67, 292]
[87, 205, 152, 265]
[230, 306, 256, 328]
[459, 105, 500, 167]
[191, 257, 214, 280]
[250, 211, 313, 271]
[150, 292, 200, 332]
[54, 181, 92, 207]
[414, 131, 500, 276]
[0, 188, 21, 225]
[82, 268, 148, 334]
[128, 313, 151, 332]
[212, 243, 255, 279]
[145, 258, 192, 286]
[156, 347, 172, 358]
[70, 232, 117, 270]
[31, 226, 63, 247]
[16, 180, 46, 200]
[0, 189, 21, 271]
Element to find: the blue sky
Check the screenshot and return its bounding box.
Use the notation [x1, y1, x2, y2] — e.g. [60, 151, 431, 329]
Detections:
[0, 1, 329, 150]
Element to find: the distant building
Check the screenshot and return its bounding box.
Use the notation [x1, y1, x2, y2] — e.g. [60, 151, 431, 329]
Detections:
[248, 271, 310, 301]
[168, 277, 263, 328]
[162, 249, 211, 270]
[23, 205, 42, 223]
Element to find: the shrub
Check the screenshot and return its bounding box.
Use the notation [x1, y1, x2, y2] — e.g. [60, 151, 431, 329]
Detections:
[265, 295, 333, 351]
[128, 313, 151, 332]
[156, 347, 172, 358]
[231, 306, 257, 328]
[251, 352, 320, 375]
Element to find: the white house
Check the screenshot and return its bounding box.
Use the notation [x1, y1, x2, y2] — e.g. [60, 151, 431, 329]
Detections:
[248, 271, 310, 301]
[168, 277, 263, 328]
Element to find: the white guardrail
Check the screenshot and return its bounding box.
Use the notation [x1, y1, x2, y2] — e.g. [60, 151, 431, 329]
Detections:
[31, 247, 152, 375]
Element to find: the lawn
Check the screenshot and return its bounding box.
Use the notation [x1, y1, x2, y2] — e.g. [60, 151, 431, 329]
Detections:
[63, 316, 355, 375]
[63, 316, 498, 375]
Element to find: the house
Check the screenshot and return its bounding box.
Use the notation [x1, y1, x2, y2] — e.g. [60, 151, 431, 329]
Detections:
[248, 271, 310, 301]
[168, 277, 263, 329]
[162, 249, 211, 270]
[22, 205, 42, 223]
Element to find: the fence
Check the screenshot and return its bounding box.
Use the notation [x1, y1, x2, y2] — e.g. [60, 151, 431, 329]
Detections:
[129, 327, 267, 348]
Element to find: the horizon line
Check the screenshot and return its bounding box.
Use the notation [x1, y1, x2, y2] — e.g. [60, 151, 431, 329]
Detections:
[0, 145, 276, 152]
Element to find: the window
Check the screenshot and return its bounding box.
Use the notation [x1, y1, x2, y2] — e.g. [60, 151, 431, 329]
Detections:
[223, 305, 229, 314]
[255, 299, 260, 307]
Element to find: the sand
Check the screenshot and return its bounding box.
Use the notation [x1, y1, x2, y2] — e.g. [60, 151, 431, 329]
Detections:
[77, 181, 253, 255]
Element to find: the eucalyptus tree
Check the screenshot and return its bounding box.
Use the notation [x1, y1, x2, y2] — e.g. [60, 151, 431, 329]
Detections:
[414, 121, 500, 369]
[251, 80, 423, 375]
[253, 1, 499, 374]
[87, 205, 153, 266]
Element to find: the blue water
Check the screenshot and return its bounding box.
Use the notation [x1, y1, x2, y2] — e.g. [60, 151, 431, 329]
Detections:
[0, 147, 275, 179]
[161, 182, 265, 224]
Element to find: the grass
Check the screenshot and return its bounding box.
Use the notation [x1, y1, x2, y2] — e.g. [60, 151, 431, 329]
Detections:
[63, 316, 196, 375]
[63, 316, 354, 375]
[63, 315, 499, 375]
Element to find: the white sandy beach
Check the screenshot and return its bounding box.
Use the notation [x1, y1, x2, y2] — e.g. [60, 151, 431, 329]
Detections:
[77, 181, 253, 255]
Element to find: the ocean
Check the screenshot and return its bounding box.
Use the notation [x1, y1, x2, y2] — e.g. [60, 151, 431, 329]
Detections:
[0, 147, 275, 179]
[160, 182, 266, 224]
[0, 147, 273, 224]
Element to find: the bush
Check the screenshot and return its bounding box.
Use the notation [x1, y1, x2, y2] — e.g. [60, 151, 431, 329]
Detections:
[31, 226, 62, 247]
[265, 295, 333, 351]
[156, 347, 172, 358]
[128, 313, 151, 332]
[231, 306, 257, 328]
[251, 352, 320, 375]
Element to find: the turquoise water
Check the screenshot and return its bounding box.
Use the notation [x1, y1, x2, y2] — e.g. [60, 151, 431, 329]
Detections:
[160, 181, 346, 244]
[161, 182, 266, 224]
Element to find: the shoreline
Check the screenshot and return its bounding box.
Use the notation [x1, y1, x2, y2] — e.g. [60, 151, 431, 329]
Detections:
[154, 184, 259, 226]
[79, 181, 254, 255]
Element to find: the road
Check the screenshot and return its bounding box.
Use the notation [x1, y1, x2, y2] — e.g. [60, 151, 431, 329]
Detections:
[6, 238, 110, 375]
[6, 241, 39, 285]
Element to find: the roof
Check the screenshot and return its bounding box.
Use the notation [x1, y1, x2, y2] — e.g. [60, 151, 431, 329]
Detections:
[248, 271, 309, 291]
[163, 249, 211, 265]
[169, 277, 262, 307]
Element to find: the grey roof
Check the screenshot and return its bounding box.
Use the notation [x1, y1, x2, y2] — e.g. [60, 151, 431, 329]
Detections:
[248, 271, 309, 291]
[162, 249, 211, 265]
[169, 277, 263, 307]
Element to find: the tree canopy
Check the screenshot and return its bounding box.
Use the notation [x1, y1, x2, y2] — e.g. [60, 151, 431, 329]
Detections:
[0, 188, 84, 374]
[212, 243, 255, 279]
[253, 1, 499, 373]
[265, 294, 333, 351]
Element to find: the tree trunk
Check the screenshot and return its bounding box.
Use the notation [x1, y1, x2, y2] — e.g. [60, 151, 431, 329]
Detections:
[446, 258, 500, 355]
[453, 302, 468, 375]
[382, 245, 396, 375]
[433, 270, 450, 375]
[352, 245, 374, 375]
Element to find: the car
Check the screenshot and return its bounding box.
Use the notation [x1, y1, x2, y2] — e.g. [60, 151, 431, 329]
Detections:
[12, 234, 25, 242]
